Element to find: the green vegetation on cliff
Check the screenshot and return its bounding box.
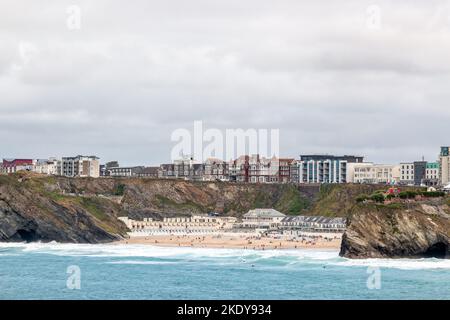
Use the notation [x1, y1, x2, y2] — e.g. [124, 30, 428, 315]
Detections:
[273, 185, 311, 214]
[307, 184, 384, 217]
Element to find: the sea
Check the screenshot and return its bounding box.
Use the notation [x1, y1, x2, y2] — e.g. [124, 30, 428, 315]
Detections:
[0, 242, 449, 300]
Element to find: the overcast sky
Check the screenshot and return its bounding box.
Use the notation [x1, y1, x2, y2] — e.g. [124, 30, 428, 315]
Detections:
[1, 0, 449, 166]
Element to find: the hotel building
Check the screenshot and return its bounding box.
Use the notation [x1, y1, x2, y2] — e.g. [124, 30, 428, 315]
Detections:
[346, 163, 400, 184]
[61, 155, 100, 178]
[296, 155, 364, 184]
[203, 158, 229, 181]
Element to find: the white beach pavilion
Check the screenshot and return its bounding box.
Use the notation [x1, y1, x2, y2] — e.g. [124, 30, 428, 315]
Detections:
[242, 208, 286, 229]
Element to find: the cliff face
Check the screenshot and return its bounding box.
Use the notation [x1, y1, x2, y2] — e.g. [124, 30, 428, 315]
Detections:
[340, 200, 450, 259]
[0, 174, 128, 243]
[6, 172, 444, 253]
[51, 176, 318, 219]
[0, 173, 319, 243]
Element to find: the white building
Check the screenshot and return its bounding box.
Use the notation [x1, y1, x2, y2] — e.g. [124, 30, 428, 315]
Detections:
[439, 147, 450, 186]
[280, 216, 347, 233]
[242, 208, 286, 229]
[33, 158, 59, 175]
[347, 163, 400, 184]
[61, 155, 100, 178]
[400, 162, 415, 185]
[107, 166, 144, 177]
[119, 215, 238, 235]
[298, 155, 364, 184]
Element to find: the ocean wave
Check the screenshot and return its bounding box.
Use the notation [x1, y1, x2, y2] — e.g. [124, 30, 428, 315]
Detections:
[0, 242, 337, 259]
[0, 242, 449, 270]
[105, 260, 177, 265]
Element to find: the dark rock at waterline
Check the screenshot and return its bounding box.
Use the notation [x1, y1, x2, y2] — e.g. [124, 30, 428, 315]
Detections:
[340, 200, 450, 259]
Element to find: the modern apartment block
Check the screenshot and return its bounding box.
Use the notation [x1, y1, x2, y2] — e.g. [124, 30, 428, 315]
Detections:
[346, 163, 400, 184]
[439, 146, 450, 186]
[61, 155, 100, 178]
[297, 155, 364, 184]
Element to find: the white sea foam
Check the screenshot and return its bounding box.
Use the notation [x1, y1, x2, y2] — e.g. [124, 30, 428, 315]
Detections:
[1, 242, 449, 270]
[105, 260, 176, 265]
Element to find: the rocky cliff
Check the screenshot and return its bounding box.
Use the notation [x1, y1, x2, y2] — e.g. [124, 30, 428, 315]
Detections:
[340, 199, 450, 259]
[6, 172, 446, 254]
[0, 174, 129, 243]
[0, 173, 320, 243]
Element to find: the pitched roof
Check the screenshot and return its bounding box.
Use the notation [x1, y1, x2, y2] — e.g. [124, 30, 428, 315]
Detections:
[281, 215, 347, 224]
[244, 208, 286, 218]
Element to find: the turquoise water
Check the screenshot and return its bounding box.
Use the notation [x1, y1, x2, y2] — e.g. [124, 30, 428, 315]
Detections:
[0, 242, 449, 300]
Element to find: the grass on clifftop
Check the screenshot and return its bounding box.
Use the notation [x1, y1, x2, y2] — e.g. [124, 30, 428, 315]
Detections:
[274, 186, 311, 215]
[152, 194, 210, 213]
[308, 184, 387, 217]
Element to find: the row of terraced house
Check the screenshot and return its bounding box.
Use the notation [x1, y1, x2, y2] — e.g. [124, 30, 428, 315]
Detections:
[2, 146, 450, 187]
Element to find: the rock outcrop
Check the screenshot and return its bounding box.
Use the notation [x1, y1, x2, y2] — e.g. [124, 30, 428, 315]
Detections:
[0, 174, 128, 243]
[340, 200, 450, 259]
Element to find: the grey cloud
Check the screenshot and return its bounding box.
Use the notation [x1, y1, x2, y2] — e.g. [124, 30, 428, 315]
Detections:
[0, 0, 449, 165]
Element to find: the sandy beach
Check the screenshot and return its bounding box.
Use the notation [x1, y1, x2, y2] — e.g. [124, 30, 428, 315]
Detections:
[116, 233, 342, 250]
